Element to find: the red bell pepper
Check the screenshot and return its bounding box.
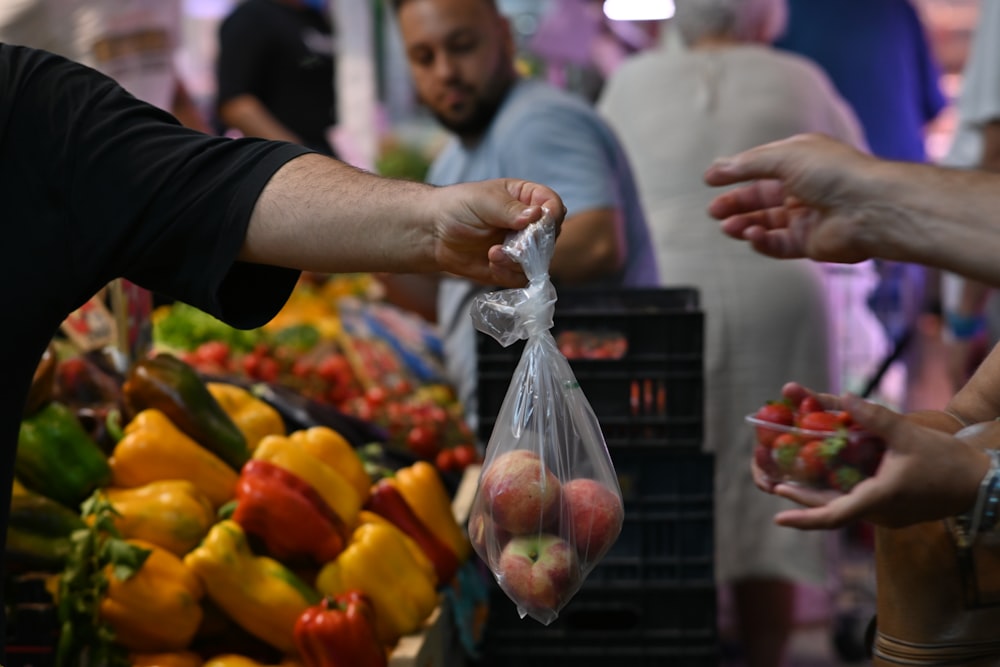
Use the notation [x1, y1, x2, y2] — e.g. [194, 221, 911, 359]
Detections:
[364, 478, 459, 586]
[294, 590, 387, 667]
[232, 459, 347, 564]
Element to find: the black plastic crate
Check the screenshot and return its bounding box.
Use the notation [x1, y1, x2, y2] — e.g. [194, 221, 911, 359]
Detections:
[478, 643, 718, 667]
[476, 288, 704, 448]
[586, 444, 714, 585]
[480, 583, 718, 666]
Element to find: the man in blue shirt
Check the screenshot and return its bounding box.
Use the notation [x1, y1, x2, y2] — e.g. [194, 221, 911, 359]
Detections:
[382, 0, 659, 431]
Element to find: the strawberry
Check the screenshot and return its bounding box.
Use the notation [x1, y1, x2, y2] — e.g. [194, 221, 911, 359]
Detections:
[795, 440, 832, 483]
[827, 466, 863, 492]
[797, 395, 824, 416]
[773, 435, 802, 474]
[754, 400, 795, 447]
[798, 410, 850, 433]
[754, 442, 781, 479]
[840, 433, 885, 476]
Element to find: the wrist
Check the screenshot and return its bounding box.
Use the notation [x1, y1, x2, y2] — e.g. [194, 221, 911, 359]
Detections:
[953, 448, 1000, 547]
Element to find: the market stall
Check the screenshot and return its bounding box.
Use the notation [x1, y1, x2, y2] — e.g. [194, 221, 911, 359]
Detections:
[5, 275, 486, 667]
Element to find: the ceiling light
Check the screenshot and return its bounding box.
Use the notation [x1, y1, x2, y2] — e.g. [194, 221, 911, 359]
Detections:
[603, 0, 675, 21]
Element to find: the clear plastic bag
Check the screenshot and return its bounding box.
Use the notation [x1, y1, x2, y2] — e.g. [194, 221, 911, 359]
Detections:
[467, 213, 624, 625]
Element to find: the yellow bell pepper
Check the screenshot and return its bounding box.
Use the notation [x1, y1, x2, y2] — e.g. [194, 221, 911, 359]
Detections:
[253, 435, 360, 527]
[316, 521, 437, 646]
[183, 520, 321, 654]
[355, 510, 436, 583]
[392, 462, 470, 561]
[100, 540, 204, 652]
[202, 656, 303, 667]
[110, 409, 237, 508]
[131, 651, 203, 667]
[102, 480, 215, 556]
[288, 427, 370, 503]
[207, 383, 285, 452]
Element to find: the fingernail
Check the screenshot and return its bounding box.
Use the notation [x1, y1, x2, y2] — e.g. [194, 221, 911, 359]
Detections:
[710, 157, 734, 171]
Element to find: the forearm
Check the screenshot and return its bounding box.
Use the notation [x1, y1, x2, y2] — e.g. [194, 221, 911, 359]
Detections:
[876, 161, 1000, 284]
[947, 342, 1000, 424]
[548, 207, 623, 284]
[219, 95, 303, 144]
[241, 153, 438, 273]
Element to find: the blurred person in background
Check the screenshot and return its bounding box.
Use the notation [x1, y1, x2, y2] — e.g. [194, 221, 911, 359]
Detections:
[0, 0, 209, 131]
[379, 0, 659, 433]
[938, 1, 1000, 393]
[775, 0, 947, 411]
[215, 0, 339, 155]
[597, 0, 876, 664]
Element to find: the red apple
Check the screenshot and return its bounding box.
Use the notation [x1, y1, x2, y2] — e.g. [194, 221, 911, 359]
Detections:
[562, 478, 624, 561]
[498, 533, 581, 617]
[480, 450, 561, 535]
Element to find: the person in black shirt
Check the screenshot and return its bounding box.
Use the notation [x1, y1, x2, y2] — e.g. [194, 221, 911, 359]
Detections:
[216, 0, 339, 155]
[0, 43, 564, 651]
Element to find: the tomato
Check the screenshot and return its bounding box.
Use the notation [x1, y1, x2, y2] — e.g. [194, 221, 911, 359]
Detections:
[317, 354, 352, 385]
[407, 425, 440, 459]
[364, 386, 389, 410]
[452, 444, 478, 469]
[241, 354, 260, 377]
[257, 357, 280, 383]
[291, 357, 314, 379]
[435, 448, 457, 472]
[195, 341, 231, 367]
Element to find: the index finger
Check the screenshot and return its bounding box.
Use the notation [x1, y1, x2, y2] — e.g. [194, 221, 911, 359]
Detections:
[707, 180, 788, 221]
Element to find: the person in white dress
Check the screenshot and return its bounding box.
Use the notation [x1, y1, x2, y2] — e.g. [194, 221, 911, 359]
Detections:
[597, 1, 884, 664]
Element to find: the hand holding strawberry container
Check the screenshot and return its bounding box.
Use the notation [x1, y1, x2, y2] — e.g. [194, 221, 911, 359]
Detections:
[747, 396, 886, 492]
[468, 215, 624, 625]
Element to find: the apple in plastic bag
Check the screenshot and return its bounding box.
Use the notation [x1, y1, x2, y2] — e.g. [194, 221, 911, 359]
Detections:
[469, 510, 511, 563]
[498, 533, 581, 614]
[481, 450, 561, 534]
[562, 478, 624, 560]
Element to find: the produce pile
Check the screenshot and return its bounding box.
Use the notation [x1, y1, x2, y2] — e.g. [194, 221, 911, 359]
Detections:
[152, 277, 479, 475]
[10, 348, 476, 667]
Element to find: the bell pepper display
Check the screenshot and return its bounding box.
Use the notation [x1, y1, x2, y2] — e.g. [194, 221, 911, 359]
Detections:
[184, 520, 321, 654]
[109, 409, 238, 508]
[252, 435, 360, 528]
[315, 522, 437, 646]
[232, 459, 348, 564]
[391, 461, 470, 562]
[365, 478, 458, 586]
[99, 539, 204, 652]
[7, 487, 87, 569]
[294, 590, 387, 667]
[287, 426, 370, 503]
[207, 382, 285, 452]
[101, 480, 215, 556]
[16, 401, 111, 507]
[130, 651, 203, 667]
[123, 354, 249, 469]
[202, 656, 303, 667]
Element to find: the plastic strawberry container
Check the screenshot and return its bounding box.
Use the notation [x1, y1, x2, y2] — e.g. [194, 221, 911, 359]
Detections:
[746, 412, 885, 491]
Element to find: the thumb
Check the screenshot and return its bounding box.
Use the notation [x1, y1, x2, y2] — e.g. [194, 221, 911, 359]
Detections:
[841, 393, 908, 441]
